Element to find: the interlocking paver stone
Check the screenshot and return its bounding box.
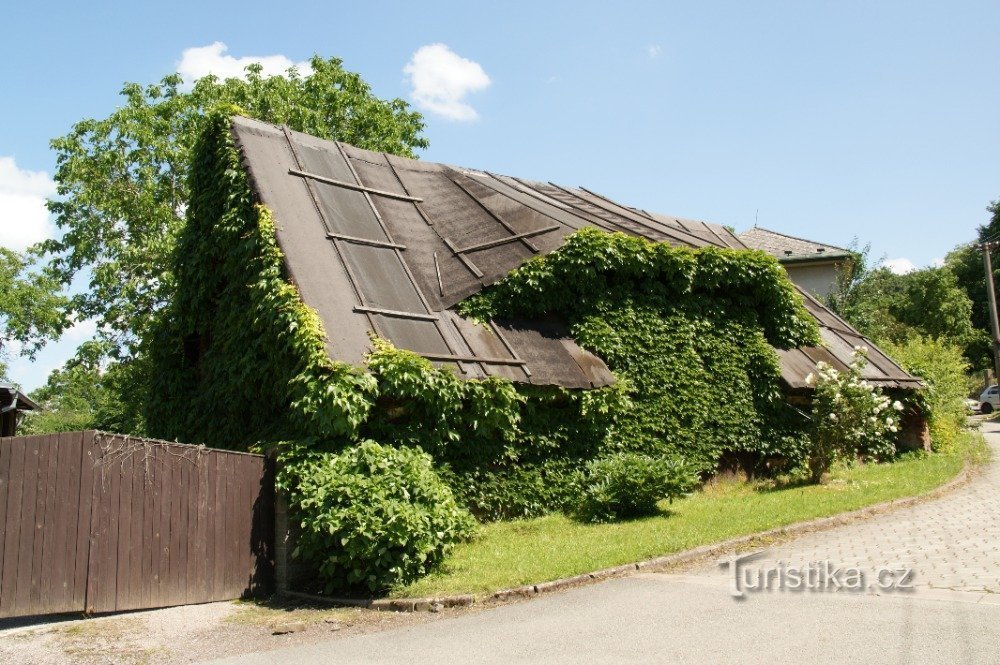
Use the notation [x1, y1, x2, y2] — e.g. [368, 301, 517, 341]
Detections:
[688, 423, 1000, 596]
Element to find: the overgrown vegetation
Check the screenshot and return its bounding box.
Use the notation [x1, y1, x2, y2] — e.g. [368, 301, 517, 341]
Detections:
[827, 239, 988, 369]
[459, 228, 820, 491]
[395, 431, 986, 599]
[7, 55, 993, 597]
[573, 452, 699, 523]
[8, 58, 428, 424]
[277, 440, 475, 593]
[804, 348, 903, 482]
[879, 336, 971, 452]
[145, 110, 829, 591]
[824, 241, 980, 453]
[0, 247, 67, 380]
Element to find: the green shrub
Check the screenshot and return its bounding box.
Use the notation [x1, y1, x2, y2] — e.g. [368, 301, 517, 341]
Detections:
[278, 440, 476, 593]
[805, 348, 902, 482]
[573, 452, 699, 523]
[449, 459, 587, 521]
[878, 336, 969, 452]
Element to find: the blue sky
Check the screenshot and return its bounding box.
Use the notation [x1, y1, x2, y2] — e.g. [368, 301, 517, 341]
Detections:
[2, 0, 999, 391]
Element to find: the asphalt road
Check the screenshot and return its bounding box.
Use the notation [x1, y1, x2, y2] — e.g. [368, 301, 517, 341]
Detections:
[205, 426, 1000, 665]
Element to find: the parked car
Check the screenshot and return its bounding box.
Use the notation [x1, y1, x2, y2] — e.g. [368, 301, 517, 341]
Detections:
[978, 385, 1000, 414]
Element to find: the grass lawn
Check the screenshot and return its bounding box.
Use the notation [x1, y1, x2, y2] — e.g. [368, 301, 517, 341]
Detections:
[394, 431, 989, 599]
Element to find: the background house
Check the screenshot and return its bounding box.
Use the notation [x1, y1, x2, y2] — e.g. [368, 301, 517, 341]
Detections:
[0, 384, 38, 436]
[739, 226, 854, 300]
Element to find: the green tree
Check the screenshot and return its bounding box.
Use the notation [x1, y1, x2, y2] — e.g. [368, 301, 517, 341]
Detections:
[892, 268, 979, 347]
[27, 57, 427, 434]
[39, 57, 427, 359]
[827, 240, 982, 359]
[827, 242, 910, 342]
[0, 247, 68, 379]
[22, 341, 106, 433]
[878, 336, 970, 452]
[945, 199, 1000, 368]
[22, 339, 147, 434]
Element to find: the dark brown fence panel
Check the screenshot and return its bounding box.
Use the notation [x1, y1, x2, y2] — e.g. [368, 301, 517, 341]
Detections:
[0, 431, 273, 619]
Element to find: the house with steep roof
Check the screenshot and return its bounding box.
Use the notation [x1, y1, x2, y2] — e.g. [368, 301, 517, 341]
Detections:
[739, 226, 854, 300]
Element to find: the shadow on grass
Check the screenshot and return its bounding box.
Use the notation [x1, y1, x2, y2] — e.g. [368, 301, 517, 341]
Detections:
[753, 476, 814, 493]
[567, 505, 677, 525]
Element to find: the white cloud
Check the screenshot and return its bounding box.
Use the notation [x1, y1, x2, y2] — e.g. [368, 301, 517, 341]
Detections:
[64, 317, 98, 343]
[882, 258, 917, 275]
[177, 42, 311, 84]
[404, 43, 491, 121]
[0, 156, 57, 252]
[647, 44, 662, 59]
[931, 257, 945, 268]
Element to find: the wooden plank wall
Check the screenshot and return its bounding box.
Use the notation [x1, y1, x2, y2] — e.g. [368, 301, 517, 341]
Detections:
[0, 431, 273, 618]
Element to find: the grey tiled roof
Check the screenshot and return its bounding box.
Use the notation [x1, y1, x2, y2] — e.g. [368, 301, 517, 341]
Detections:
[739, 226, 852, 262]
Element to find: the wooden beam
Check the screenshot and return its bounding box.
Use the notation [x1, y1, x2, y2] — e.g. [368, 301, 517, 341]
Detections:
[288, 168, 423, 202]
[452, 225, 560, 255]
[327, 233, 406, 251]
[419, 351, 527, 366]
[443, 237, 485, 278]
[353, 306, 439, 322]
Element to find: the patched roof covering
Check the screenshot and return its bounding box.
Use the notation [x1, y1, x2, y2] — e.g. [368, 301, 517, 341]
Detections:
[739, 226, 853, 263]
[231, 117, 921, 391]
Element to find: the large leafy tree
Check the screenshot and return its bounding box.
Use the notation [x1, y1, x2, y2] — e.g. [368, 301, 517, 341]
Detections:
[827, 241, 983, 362]
[39, 57, 428, 359]
[21, 340, 108, 433]
[893, 268, 978, 345]
[946, 199, 1000, 368]
[0, 247, 68, 380]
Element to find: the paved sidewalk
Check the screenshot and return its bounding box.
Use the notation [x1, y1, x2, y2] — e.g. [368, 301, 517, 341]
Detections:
[204, 427, 1000, 664]
[687, 420, 1000, 601]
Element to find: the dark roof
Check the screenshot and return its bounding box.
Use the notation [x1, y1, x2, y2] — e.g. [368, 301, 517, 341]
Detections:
[739, 226, 853, 264]
[231, 117, 921, 391]
[779, 290, 922, 390]
[0, 385, 39, 412]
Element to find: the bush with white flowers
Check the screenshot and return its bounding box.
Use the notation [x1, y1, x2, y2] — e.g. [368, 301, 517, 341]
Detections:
[803, 347, 904, 482]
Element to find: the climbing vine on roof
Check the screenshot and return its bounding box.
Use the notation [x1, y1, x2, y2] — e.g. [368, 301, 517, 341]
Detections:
[146, 110, 822, 590]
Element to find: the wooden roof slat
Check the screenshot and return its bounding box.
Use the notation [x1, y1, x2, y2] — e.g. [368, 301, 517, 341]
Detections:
[289, 168, 424, 202]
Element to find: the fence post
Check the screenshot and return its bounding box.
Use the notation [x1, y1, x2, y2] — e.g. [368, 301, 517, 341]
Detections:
[273, 488, 291, 595]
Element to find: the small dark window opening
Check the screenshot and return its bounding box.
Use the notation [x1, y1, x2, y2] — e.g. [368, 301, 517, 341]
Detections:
[183, 333, 203, 368]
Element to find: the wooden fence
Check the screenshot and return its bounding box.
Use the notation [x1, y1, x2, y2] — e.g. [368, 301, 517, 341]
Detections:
[0, 431, 273, 618]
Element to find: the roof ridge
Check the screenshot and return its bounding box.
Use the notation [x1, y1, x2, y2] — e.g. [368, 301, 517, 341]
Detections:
[740, 225, 851, 254]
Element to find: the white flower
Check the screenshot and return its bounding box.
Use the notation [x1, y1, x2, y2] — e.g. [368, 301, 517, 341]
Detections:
[828, 412, 838, 422]
[889, 425, 898, 433]
[893, 400, 904, 411]
[805, 372, 816, 387]
[885, 417, 894, 426]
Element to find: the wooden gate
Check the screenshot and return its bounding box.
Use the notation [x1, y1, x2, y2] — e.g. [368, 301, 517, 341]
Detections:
[0, 431, 273, 618]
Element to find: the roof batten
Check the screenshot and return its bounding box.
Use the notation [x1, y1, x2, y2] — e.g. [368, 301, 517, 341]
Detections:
[289, 168, 424, 202]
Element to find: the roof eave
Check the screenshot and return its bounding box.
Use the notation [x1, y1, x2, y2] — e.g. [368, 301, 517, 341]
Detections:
[0, 386, 39, 412]
[779, 253, 853, 265]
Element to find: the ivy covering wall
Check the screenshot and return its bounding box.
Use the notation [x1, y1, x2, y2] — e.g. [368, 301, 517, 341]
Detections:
[147, 111, 821, 524]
